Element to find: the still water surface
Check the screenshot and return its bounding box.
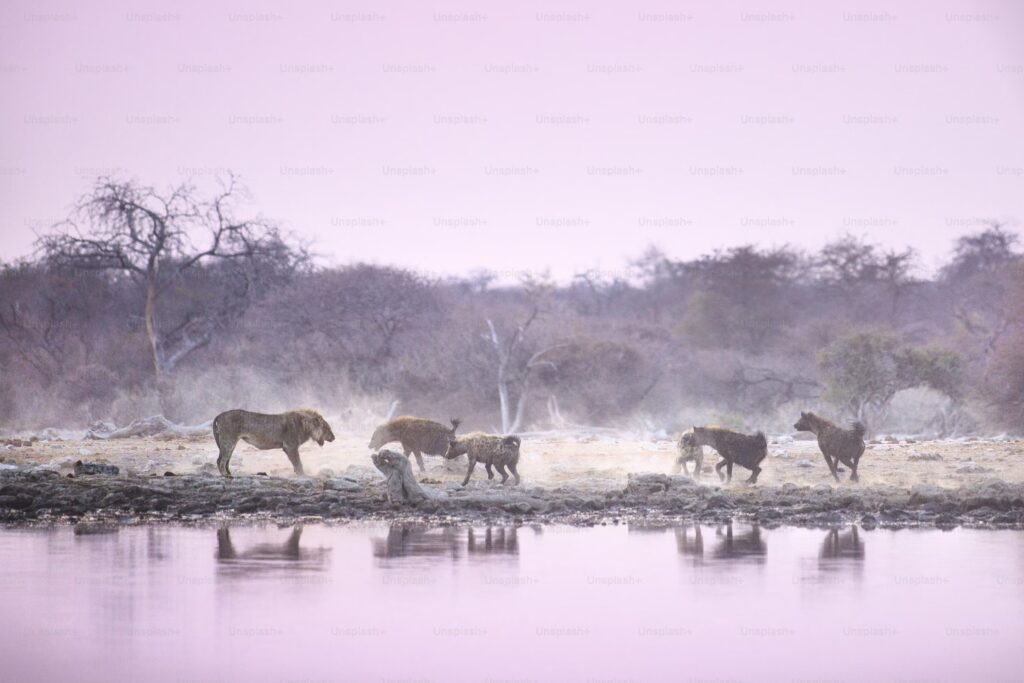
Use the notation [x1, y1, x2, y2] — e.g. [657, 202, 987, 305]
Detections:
[0, 523, 1021, 683]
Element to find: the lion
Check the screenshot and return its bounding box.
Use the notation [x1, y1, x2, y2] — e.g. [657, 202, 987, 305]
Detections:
[212, 408, 335, 477]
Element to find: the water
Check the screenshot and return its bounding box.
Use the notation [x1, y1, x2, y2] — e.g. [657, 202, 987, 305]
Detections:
[0, 523, 1021, 683]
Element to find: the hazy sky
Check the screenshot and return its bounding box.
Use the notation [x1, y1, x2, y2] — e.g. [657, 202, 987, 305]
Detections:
[2, 0, 1022, 280]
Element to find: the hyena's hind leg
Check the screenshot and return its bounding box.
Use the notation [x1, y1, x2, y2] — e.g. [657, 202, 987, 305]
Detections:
[508, 461, 521, 485]
[402, 443, 426, 472]
[216, 434, 239, 477]
[850, 445, 865, 482]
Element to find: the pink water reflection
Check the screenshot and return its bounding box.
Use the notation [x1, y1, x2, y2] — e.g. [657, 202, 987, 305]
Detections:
[0, 523, 1021, 682]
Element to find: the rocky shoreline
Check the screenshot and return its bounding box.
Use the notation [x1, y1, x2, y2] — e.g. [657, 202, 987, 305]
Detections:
[2, 467, 1023, 529]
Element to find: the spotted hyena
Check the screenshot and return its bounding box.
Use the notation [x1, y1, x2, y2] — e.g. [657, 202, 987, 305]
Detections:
[793, 411, 866, 482]
[674, 429, 705, 478]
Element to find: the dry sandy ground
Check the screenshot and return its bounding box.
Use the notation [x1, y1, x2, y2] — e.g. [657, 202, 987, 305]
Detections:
[3, 430, 1021, 492]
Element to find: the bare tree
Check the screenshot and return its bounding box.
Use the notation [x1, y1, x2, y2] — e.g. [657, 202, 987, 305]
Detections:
[482, 281, 567, 433]
[37, 175, 301, 411]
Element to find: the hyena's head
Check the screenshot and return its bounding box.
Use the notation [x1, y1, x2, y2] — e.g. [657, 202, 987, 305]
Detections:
[690, 426, 711, 444]
[444, 435, 465, 459]
[368, 424, 390, 450]
[793, 411, 815, 433]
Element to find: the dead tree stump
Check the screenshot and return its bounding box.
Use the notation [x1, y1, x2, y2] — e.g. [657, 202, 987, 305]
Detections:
[372, 449, 427, 504]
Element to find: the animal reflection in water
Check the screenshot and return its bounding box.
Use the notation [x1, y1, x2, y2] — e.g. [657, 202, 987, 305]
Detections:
[712, 523, 766, 562]
[372, 523, 521, 561]
[819, 526, 865, 567]
[671, 523, 766, 564]
[216, 526, 330, 576]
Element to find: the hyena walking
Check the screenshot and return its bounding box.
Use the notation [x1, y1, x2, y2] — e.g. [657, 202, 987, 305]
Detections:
[368, 416, 460, 472]
[685, 427, 767, 484]
[793, 411, 866, 482]
[444, 432, 521, 487]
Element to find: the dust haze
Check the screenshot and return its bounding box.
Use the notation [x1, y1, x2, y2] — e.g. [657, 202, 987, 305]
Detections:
[1, 176, 1021, 440]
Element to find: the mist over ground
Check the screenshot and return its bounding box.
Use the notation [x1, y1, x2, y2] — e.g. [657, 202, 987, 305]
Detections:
[1, 177, 1020, 437]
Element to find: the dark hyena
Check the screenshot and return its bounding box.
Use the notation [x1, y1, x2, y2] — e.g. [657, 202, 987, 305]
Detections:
[368, 416, 460, 472]
[793, 411, 866, 482]
[688, 426, 768, 484]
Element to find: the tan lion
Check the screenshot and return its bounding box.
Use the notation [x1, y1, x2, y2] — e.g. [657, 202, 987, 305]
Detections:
[212, 409, 335, 477]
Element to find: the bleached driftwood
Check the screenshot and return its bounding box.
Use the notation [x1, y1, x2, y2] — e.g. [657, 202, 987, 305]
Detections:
[372, 449, 427, 504]
[85, 415, 212, 440]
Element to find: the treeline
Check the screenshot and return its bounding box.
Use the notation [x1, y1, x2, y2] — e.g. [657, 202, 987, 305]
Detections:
[1, 177, 1022, 435]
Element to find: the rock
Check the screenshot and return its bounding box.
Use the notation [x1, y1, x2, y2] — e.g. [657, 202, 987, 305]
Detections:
[908, 452, 942, 461]
[0, 494, 32, 510]
[324, 477, 361, 492]
[73, 461, 119, 476]
[956, 461, 991, 474]
[909, 484, 947, 505]
[317, 468, 336, 479]
[73, 522, 118, 535]
[625, 473, 671, 494]
[794, 459, 816, 468]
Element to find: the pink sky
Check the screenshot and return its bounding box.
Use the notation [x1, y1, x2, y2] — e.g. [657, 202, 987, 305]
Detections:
[1, 0, 1022, 279]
